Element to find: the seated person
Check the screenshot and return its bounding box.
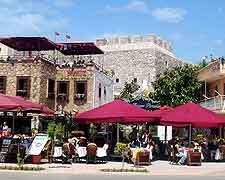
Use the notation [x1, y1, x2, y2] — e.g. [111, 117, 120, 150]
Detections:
[175, 140, 187, 165]
[142, 130, 150, 148]
[208, 139, 218, 160]
[130, 133, 141, 148]
[62, 139, 76, 164]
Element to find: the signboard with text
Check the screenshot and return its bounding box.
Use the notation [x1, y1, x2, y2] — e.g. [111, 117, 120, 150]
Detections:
[28, 134, 48, 155]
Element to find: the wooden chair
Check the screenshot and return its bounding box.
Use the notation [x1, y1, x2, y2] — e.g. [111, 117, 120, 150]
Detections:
[86, 143, 97, 163]
[187, 150, 202, 166]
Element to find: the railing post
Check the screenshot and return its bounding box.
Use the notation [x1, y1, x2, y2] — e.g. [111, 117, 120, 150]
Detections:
[214, 97, 216, 110]
[221, 96, 223, 110]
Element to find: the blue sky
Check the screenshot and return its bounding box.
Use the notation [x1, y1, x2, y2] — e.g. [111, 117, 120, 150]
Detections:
[0, 0, 225, 63]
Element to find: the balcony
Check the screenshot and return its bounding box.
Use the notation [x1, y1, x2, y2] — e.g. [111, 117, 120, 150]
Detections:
[198, 59, 225, 82]
[199, 96, 225, 113]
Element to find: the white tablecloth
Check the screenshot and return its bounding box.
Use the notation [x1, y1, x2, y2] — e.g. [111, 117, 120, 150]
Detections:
[77, 145, 108, 158]
[77, 147, 87, 157]
[96, 148, 107, 157]
[53, 147, 62, 157]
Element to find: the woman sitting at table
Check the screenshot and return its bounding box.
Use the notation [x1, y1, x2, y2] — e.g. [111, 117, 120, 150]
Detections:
[131, 133, 141, 148]
[175, 140, 187, 165]
[142, 130, 150, 148]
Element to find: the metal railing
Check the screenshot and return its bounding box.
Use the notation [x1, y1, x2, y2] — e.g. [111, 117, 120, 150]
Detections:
[199, 95, 225, 111]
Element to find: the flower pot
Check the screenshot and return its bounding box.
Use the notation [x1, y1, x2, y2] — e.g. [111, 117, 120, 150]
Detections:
[32, 155, 41, 164]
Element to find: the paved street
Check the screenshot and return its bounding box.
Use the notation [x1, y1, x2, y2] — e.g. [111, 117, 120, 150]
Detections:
[0, 173, 225, 180]
[1, 161, 225, 178]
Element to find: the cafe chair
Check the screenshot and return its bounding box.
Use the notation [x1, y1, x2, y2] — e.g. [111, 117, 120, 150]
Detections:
[86, 143, 97, 164]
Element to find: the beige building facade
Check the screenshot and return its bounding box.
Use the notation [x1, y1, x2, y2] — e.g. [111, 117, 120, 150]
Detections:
[0, 59, 113, 113]
[198, 58, 225, 114]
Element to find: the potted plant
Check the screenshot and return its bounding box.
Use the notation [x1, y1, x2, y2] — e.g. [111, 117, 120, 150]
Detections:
[114, 143, 130, 170]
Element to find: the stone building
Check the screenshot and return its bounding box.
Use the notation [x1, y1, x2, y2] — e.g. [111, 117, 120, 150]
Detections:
[94, 34, 184, 95]
[0, 37, 114, 114]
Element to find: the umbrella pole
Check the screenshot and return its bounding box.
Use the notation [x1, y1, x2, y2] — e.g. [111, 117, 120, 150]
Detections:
[219, 128, 222, 138]
[164, 126, 167, 143]
[12, 112, 16, 134]
[117, 123, 119, 143]
[188, 124, 192, 145]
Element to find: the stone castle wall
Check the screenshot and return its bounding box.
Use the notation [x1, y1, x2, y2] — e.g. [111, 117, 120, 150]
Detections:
[94, 34, 184, 95]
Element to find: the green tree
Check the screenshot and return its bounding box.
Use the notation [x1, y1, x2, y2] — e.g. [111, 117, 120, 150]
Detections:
[152, 64, 202, 107]
[47, 122, 56, 140]
[198, 57, 208, 68]
[119, 80, 140, 101]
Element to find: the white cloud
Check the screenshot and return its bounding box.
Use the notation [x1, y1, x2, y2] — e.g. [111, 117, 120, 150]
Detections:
[0, 0, 73, 36]
[105, 0, 149, 13]
[152, 8, 187, 23]
[126, 0, 149, 12]
[214, 39, 223, 46]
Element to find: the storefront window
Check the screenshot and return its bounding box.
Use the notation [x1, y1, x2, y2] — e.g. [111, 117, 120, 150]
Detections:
[0, 76, 6, 94]
[74, 81, 87, 105]
[16, 77, 31, 99]
[57, 81, 69, 103]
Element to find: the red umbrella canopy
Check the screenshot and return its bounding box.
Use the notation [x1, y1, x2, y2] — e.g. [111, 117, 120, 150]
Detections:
[0, 94, 54, 114]
[10, 96, 54, 115]
[151, 106, 174, 119]
[75, 100, 157, 124]
[0, 94, 22, 111]
[40, 106, 55, 116]
[161, 102, 225, 128]
[5, 95, 42, 111]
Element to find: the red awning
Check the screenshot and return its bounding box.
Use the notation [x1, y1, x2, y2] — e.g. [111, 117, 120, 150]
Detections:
[0, 94, 54, 114]
[0, 37, 57, 51]
[75, 100, 157, 124]
[57, 42, 104, 55]
[160, 102, 225, 128]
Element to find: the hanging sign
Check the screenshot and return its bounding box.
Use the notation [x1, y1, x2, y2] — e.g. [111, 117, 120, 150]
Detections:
[57, 69, 90, 80]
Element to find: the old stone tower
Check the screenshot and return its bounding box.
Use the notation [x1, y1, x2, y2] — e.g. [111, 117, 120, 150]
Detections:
[94, 34, 184, 96]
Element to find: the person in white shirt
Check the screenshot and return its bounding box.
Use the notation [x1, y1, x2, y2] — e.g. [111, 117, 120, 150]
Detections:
[2, 122, 8, 137]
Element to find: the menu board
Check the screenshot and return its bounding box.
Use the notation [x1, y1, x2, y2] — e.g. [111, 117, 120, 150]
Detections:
[28, 134, 48, 155]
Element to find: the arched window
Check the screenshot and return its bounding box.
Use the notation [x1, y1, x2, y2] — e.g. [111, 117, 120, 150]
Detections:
[98, 83, 102, 99]
[104, 87, 106, 99]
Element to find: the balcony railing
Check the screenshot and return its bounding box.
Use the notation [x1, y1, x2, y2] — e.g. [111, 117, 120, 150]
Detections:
[199, 96, 225, 111]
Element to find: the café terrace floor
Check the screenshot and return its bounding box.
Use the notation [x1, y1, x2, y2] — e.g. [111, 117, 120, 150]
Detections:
[1, 160, 225, 176]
